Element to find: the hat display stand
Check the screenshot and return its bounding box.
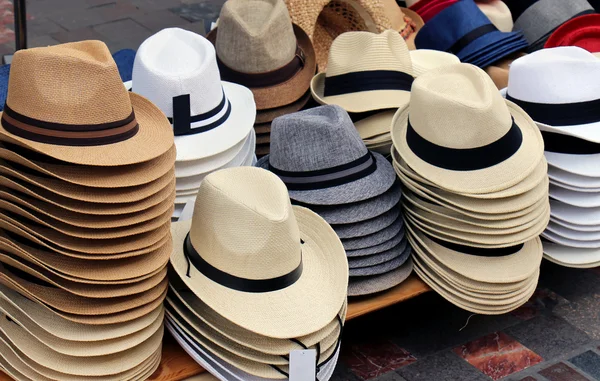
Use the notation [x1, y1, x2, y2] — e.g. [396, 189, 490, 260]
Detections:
[503, 47, 600, 269]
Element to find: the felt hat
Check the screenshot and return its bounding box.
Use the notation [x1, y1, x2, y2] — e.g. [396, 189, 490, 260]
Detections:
[170, 166, 348, 339]
[0, 41, 173, 167]
[207, 0, 316, 111]
[415, 0, 528, 68]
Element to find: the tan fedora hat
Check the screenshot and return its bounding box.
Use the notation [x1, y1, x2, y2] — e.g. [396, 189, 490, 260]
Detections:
[168, 274, 345, 356]
[311, 30, 414, 113]
[381, 0, 423, 49]
[0, 319, 163, 376]
[0, 233, 170, 283]
[208, 0, 317, 111]
[406, 224, 543, 282]
[254, 91, 311, 124]
[0, 143, 176, 188]
[253, 122, 272, 134]
[284, 0, 391, 71]
[0, 189, 175, 228]
[0, 41, 173, 167]
[170, 167, 348, 339]
[0, 215, 170, 255]
[409, 49, 461, 76]
[0, 285, 164, 342]
[0, 162, 176, 206]
[0, 298, 164, 357]
[392, 63, 544, 194]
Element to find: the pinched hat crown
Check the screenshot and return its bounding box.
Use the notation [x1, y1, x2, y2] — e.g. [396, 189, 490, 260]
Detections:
[217, 0, 297, 74]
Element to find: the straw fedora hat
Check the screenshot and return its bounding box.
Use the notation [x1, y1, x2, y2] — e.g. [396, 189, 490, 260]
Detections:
[257, 105, 396, 205]
[332, 206, 400, 239]
[409, 50, 461, 76]
[392, 63, 544, 194]
[349, 245, 410, 276]
[543, 241, 600, 268]
[348, 238, 408, 267]
[476, 0, 513, 33]
[380, 0, 423, 49]
[347, 257, 413, 296]
[0, 41, 173, 167]
[341, 217, 404, 250]
[207, 0, 317, 111]
[346, 231, 405, 257]
[254, 91, 312, 124]
[284, 0, 391, 72]
[170, 166, 348, 339]
[311, 30, 414, 113]
[132, 28, 256, 163]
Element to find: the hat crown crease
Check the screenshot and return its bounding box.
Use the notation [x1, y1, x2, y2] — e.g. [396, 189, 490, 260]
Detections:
[217, 0, 297, 74]
[189, 168, 302, 280]
[132, 28, 224, 120]
[410, 63, 513, 150]
[325, 30, 413, 77]
[269, 105, 368, 172]
[6, 41, 133, 126]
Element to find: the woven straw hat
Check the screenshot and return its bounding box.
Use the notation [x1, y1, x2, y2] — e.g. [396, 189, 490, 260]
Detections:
[284, 0, 391, 71]
[409, 49, 461, 76]
[132, 28, 256, 163]
[170, 166, 348, 339]
[392, 63, 544, 194]
[254, 90, 312, 124]
[311, 30, 414, 113]
[543, 241, 600, 268]
[380, 0, 423, 49]
[348, 257, 413, 296]
[477, 0, 513, 33]
[0, 41, 173, 167]
[207, 0, 317, 111]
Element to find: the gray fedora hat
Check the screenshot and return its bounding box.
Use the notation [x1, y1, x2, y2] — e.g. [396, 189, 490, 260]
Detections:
[348, 258, 413, 296]
[349, 245, 411, 277]
[341, 218, 404, 251]
[257, 105, 397, 205]
[302, 182, 402, 225]
[348, 238, 408, 269]
[346, 231, 406, 257]
[332, 206, 400, 239]
[513, 0, 594, 50]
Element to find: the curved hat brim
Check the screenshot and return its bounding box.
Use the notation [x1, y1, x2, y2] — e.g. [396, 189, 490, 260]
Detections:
[341, 217, 404, 250]
[332, 204, 400, 239]
[348, 238, 409, 268]
[174, 133, 247, 178]
[543, 240, 600, 266]
[548, 165, 600, 188]
[349, 245, 411, 276]
[170, 205, 348, 339]
[347, 257, 413, 296]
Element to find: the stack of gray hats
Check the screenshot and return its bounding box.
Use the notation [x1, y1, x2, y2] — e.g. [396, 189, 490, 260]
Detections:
[258, 105, 413, 296]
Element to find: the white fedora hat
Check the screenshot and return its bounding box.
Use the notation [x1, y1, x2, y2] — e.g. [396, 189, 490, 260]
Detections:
[132, 28, 256, 164]
[548, 165, 600, 189]
[170, 167, 348, 339]
[543, 241, 600, 268]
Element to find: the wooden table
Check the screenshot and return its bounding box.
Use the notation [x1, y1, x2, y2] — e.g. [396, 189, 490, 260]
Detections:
[0, 275, 430, 381]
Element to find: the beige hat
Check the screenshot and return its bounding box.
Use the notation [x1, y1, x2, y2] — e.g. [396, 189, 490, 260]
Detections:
[380, 0, 423, 49]
[0, 143, 176, 188]
[392, 63, 544, 194]
[0, 41, 174, 167]
[408, 49, 461, 76]
[170, 166, 348, 339]
[284, 0, 391, 71]
[208, 0, 317, 111]
[311, 30, 414, 113]
[476, 0, 513, 33]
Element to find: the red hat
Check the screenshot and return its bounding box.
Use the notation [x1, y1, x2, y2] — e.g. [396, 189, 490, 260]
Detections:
[409, 0, 436, 13]
[420, 0, 459, 22]
[545, 13, 600, 52]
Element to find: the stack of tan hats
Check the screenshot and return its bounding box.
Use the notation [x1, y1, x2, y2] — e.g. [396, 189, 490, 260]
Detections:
[208, 0, 316, 158]
[311, 30, 459, 156]
[391, 63, 550, 314]
[0, 41, 174, 378]
[167, 167, 348, 380]
[132, 27, 257, 218]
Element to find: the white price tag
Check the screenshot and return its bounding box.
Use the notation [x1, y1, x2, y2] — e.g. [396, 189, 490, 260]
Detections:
[289, 349, 316, 381]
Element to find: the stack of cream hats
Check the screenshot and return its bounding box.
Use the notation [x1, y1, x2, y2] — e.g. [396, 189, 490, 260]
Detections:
[167, 166, 348, 380]
[258, 105, 413, 296]
[504, 47, 600, 269]
[208, 0, 317, 158]
[392, 63, 549, 314]
[310, 30, 459, 156]
[132, 27, 257, 219]
[0, 41, 173, 378]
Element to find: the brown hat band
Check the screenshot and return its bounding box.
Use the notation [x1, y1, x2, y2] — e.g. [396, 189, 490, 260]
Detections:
[1, 104, 139, 146]
[217, 45, 306, 89]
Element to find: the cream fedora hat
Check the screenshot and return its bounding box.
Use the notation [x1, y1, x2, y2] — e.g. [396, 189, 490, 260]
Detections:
[477, 0, 513, 33]
[408, 49, 461, 76]
[132, 28, 256, 163]
[392, 63, 544, 194]
[170, 166, 348, 339]
[311, 30, 414, 113]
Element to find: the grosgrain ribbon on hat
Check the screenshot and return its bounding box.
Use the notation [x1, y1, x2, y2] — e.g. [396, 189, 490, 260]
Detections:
[182, 233, 303, 293]
[425, 233, 524, 257]
[169, 89, 232, 136]
[268, 152, 378, 190]
[405, 117, 523, 171]
[1, 104, 139, 146]
[217, 45, 306, 88]
[506, 93, 600, 127]
[541, 130, 600, 154]
[447, 23, 498, 54]
[323, 71, 414, 97]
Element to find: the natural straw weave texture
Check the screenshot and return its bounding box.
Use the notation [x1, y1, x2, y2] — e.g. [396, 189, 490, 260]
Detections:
[285, 0, 391, 71]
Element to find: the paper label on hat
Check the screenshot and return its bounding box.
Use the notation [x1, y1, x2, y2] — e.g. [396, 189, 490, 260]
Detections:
[289, 349, 317, 381]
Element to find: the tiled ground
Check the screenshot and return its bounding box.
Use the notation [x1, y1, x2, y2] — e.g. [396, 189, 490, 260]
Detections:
[1, 2, 599, 380]
[334, 261, 600, 380]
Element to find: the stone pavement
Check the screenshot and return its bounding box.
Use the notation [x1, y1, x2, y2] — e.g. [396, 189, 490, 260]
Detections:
[0, 0, 228, 56]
